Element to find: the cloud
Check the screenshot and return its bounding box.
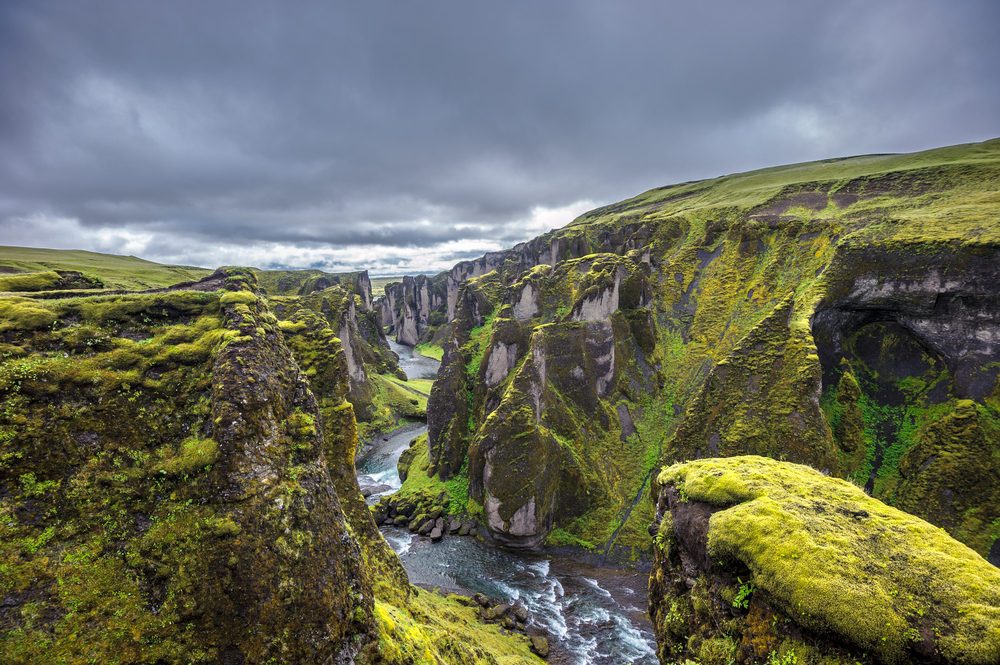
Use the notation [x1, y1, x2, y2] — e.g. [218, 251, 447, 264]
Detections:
[0, 0, 997, 273]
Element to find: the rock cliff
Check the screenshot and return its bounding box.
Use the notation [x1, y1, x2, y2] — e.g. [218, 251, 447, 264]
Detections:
[401, 138, 1000, 563]
[0, 269, 374, 663]
[379, 273, 448, 346]
[258, 268, 428, 440]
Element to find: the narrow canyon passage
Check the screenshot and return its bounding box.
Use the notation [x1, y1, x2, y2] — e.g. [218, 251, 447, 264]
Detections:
[356, 343, 658, 665]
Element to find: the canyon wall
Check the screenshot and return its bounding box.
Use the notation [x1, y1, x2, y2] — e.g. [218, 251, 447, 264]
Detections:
[400, 139, 1000, 568]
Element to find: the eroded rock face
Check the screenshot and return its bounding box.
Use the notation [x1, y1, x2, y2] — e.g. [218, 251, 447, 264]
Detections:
[382, 274, 447, 345]
[648, 456, 1000, 665]
[434, 255, 657, 549]
[670, 296, 839, 472]
[814, 243, 1000, 402]
[410, 139, 1000, 565]
[268, 282, 410, 431]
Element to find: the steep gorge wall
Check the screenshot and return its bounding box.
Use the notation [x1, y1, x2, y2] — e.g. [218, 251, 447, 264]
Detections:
[377, 219, 652, 348]
[411, 139, 1000, 563]
[267, 276, 426, 441]
[380, 273, 447, 346]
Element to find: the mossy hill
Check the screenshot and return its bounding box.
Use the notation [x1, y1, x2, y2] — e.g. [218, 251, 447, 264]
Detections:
[0, 267, 541, 664]
[649, 456, 1000, 664]
[390, 138, 1000, 566]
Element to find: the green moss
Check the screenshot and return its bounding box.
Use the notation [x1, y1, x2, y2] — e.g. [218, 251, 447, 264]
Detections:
[0, 271, 63, 293]
[157, 437, 219, 475]
[395, 438, 474, 516]
[364, 592, 542, 665]
[660, 455, 1000, 664]
[414, 343, 444, 361]
[219, 290, 258, 306]
[0, 269, 384, 663]
[0, 300, 58, 331]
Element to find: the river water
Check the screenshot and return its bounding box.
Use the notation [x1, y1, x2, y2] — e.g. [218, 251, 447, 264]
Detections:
[356, 342, 658, 665]
[388, 339, 440, 380]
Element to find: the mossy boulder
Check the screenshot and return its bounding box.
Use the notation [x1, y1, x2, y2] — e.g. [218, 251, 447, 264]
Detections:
[650, 455, 1000, 664]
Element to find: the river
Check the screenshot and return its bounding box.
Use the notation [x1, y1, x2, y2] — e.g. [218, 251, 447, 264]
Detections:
[356, 341, 658, 665]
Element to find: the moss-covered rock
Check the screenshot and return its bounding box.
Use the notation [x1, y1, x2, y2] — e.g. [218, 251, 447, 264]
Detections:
[0, 269, 374, 663]
[422, 253, 663, 552]
[380, 273, 448, 346]
[650, 455, 1000, 664]
[267, 280, 420, 442]
[890, 399, 1000, 558]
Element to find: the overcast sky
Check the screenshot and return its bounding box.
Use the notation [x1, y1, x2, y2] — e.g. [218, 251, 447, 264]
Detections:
[1, 1, 997, 275]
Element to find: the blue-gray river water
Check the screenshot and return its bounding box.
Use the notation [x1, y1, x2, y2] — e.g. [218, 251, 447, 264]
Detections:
[356, 342, 657, 665]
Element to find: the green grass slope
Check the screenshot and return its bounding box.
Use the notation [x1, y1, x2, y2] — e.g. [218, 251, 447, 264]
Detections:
[0, 246, 210, 291]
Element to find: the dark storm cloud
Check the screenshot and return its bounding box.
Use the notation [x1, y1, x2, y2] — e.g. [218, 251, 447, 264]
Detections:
[1, 0, 998, 272]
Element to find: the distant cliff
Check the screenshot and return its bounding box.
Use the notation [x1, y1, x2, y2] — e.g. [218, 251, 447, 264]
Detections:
[379, 273, 447, 346]
[257, 268, 429, 440]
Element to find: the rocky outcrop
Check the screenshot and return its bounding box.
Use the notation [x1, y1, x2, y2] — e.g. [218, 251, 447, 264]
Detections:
[256, 268, 376, 311]
[378, 219, 654, 348]
[427, 254, 660, 550]
[444, 223, 654, 322]
[379, 273, 447, 345]
[268, 281, 419, 440]
[0, 269, 376, 663]
[0, 269, 105, 292]
[648, 456, 1000, 664]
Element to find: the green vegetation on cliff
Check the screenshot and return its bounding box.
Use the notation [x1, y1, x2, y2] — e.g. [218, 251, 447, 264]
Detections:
[0, 270, 377, 663]
[266, 279, 426, 441]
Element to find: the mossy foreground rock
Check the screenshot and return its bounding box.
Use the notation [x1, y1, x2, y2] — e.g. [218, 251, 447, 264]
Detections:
[649, 456, 1000, 664]
[0, 269, 374, 663]
[0, 268, 541, 665]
